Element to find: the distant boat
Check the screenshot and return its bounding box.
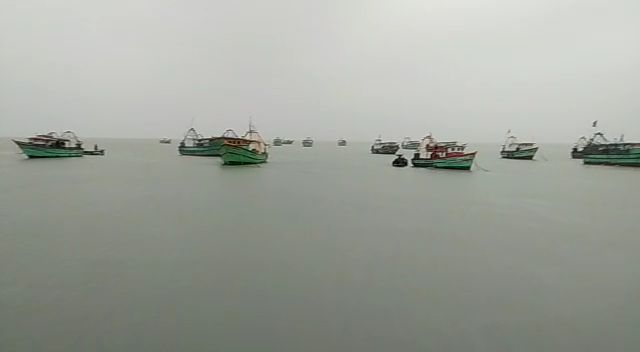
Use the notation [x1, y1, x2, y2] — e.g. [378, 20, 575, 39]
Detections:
[221, 123, 268, 165]
[302, 137, 314, 147]
[411, 134, 477, 170]
[13, 131, 84, 158]
[273, 137, 283, 146]
[370, 136, 399, 154]
[159, 138, 172, 144]
[392, 154, 408, 167]
[500, 131, 538, 160]
[401, 137, 420, 150]
[83, 144, 105, 156]
[282, 139, 294, 145]
[337, 139, 347, 146]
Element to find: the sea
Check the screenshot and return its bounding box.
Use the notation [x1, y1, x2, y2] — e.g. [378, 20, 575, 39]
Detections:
[1, 138, 639, 352]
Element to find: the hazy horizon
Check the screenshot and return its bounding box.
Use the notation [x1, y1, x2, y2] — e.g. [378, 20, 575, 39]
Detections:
[1, 0, 639, 142]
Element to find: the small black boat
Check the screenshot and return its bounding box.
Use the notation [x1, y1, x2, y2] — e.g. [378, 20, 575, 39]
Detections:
[392, 155, 408, 167]
[83, 144, 105, 156]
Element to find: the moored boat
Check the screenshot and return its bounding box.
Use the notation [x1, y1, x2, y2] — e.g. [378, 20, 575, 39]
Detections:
[302, 137, 314, 147]
[572, 121, 607, 159]
[337, 139, 347, 146]
[411, 134, 477, 170]
[178, 128, 207, 156]
[179, 129, 242, 156]
[500, 131, 538, 160]
[282, 139, 294, 145]
[392, 154, 408, 167]
[221, 124, 268, 165]
[571, 136, 589, 159]
[582, 137, 640, 167]
[401, 137, 420, 150]
[83, 144, 105, 156]
[159, 138, 172, 144]
[370, 136, 399, 154]
[572, 130, 609, 159]
[13, 131, 85, 158]
[273, 137, 283, 146]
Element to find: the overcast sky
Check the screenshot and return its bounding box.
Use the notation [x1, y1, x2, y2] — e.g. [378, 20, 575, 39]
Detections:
[1, 0, 638, 141]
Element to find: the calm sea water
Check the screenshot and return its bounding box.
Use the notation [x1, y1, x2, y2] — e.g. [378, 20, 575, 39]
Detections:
[1, 138, 639, 352]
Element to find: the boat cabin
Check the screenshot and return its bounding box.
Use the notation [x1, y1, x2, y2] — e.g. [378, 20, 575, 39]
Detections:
[28, 132, 82, 149]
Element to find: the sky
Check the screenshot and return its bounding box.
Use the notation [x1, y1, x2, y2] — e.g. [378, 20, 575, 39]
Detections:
[1, 0, 639, 142]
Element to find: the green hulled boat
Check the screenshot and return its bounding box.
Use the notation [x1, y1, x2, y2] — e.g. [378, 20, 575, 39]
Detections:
[583, 143, 640, 166]
[221, 125, 268, 165]
[13, 131, 84, 158]
[179, 129, 241, 156]
[433, 153, 476, 170]
[500, 132, 538, 160]
[411, 134, 477, 170]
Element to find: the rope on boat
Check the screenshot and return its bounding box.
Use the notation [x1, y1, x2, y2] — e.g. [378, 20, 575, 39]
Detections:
[474, 160, 490, 172]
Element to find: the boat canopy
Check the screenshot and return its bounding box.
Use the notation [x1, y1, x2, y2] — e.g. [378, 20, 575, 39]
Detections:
[26, 131, 82, 147]
[242, 125, 267, 154]
[221, 129, 239, 138]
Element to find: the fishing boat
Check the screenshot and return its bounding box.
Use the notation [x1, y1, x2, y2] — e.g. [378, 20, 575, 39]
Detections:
[302, 137, 314, 147]
[571, 130, 610, 159]
[337, 139, 347, 146]
[220, 124, 268, 165]
[159, 138, 172, 144]
[13, 131, 85, 158]
[392, 154, 408, 167]
[572, 120, 606, 159]
[282, 139, 294, 145]
[370, 136, 399, 154]
[582, 135, 640, 167]
[273, 137, 283, 146]
[178, 128, 207, 156]
[179, 129, 242, 156]
[401, 137, 420, 150]
[571, 136, 589, 159]
[178, 128, 219, 156]
[500, 131, 538, 160]
[411, 134, 477, 170]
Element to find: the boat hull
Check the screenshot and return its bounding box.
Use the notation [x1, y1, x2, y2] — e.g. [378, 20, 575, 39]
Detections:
[179, 140, 224, 156]
[83, 150, 105, 156]
[412, 152, 476, 170]
[583, 149, 640, 166]
[13, 140, 84, 158]
[411, 157, 434, 168]
[501, 147, 538, 160]
[401, 142, 420, 150]
[302, 141, 313, 147]
[371, 146, 400, 154]
[221, 145, 268, 165]
[571, 151, 584, 159]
